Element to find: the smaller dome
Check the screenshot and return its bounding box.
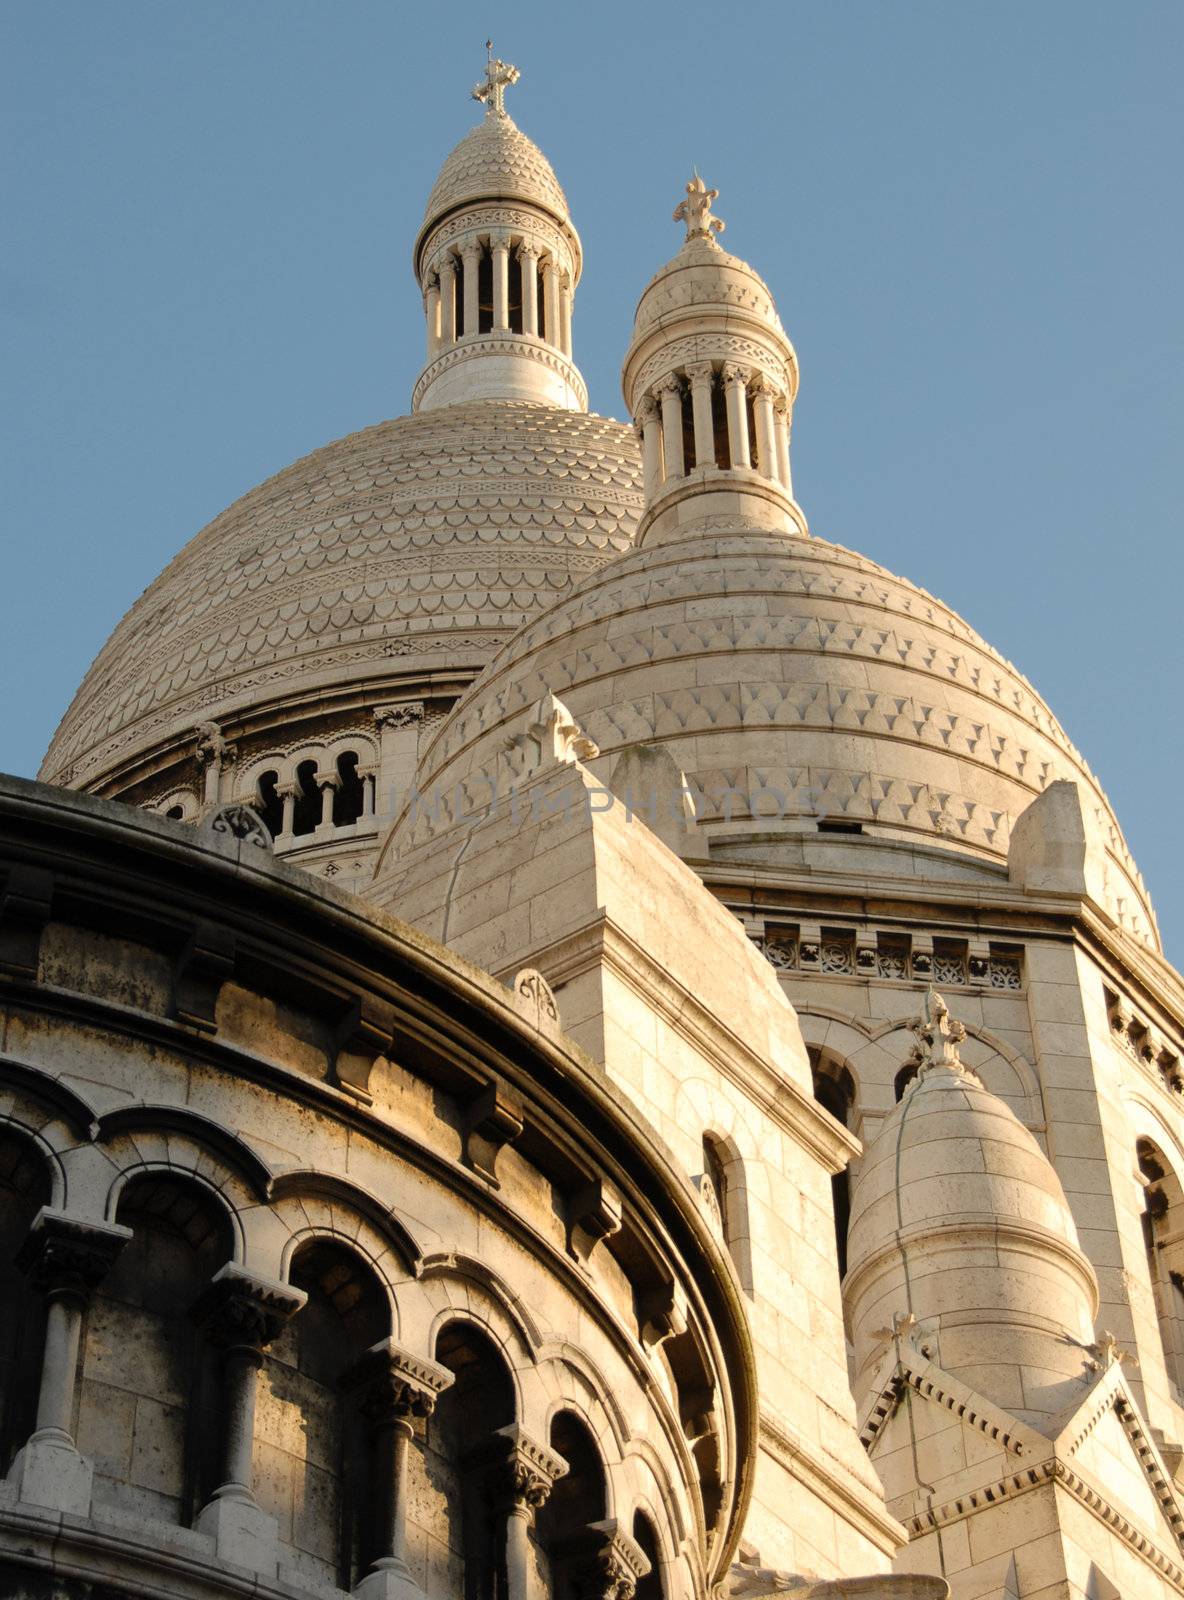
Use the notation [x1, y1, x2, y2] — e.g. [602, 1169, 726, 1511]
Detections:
[419, 113, 568, 245]
[844, 994, 1098, 1425]
[632, 236, 785, 339]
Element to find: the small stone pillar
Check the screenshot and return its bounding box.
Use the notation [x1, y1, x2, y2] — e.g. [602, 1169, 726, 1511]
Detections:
[349, 1339, 454, 1600]
[438, 256, 457, 345]
[375, 702, 425, 824]
[687, 363, 715, 470]
[542, 259, 560, 347]
[315, 768, 341, 830]
[750, 374, 777, 480]
[518, 245, 540, 336]
[774, 395, 793, 495]
[491, 234, 511, 330]
[276, 781, 299, 841]
[657, 376, 685, 478]
[634, 395, 663, 500]
[460, 242, 482, 338]
[559, 273, 573, 356]
[192, 1264, 305, 1575]
[11, 1207, 131, 1514]
[423, 277, 441, 358]
[722, 364, 751, 468]
[490, 1423, 568, 1600]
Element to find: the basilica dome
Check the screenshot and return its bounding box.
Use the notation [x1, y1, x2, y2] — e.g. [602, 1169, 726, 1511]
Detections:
[417, 111, 568, 255]
[39, 404, 640, 792]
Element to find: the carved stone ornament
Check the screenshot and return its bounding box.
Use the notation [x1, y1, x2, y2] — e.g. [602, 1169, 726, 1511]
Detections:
[192, 1263, 306, 1352]
[1087, 1330, 1138, 1373]
[200, 804, 274, 850]
[346, 1338, 454, 1427]
[194, 720, 235, 768]
[673, 173, 725, 243]
[578, 1519, 650, 1600]
[18, 1209, 132, 1303]
[513, 967, 560, 1030]
[506, 691, 599, 778]
[909, 988, 979, 1082]
[374, 701, 425, 732]
[490, 1422, 568, 1516]
[472, 45, 520, 118]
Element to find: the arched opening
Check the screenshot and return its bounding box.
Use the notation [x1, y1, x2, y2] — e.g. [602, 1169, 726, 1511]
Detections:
[420, 1321, 515, 1598]
[680, 385, 696, 469]
[894, 1062, 919, 1102]
[332, 751, 365, 827]
[258, 1240, 391, 1588]
[165, 804, 185, 821]
[0, 1129, 52, 1473]
[535, 268, 546, 342]
[78, 1172, 233, 1525]
[477, 247, 494, 333]
[1137, 1138, 1184, 1396]
[507, 250, 523, 333]
[809, 1048, 856, 1277]
[255, 769, 283, 838]
[699, 1132, 754, 1293]
[291, 759, 321, 837]
[710, 373, 730, 468]
[633, 1510, 664, 1598]
[535, 1410, 608, 1599]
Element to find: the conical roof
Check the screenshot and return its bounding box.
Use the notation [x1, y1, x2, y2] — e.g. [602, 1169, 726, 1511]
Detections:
[420, 112, 568, 240]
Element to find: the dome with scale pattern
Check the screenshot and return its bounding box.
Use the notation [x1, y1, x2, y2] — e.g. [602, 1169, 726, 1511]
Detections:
[40, 404, 642, 791]
[418, 112, 568, 248]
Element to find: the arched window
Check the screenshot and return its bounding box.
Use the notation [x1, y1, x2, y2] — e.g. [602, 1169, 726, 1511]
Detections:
[420, 1321, 515, 1598]
[0, 1130, 52, 1472]
[255, 769, 283, 838]
[1138, 1139, 1184, 1395]
[332, 751, 365, 827]
[894, 1062, 919, 1102]
[809, 1048, 856, 1277]
[78, 1173, 233, 1525]
[633, 1510, 665, 1598]
[257, 1240, 390, 1589]
[535, 1411, 608, 1600]
[292, 759, 321, 837]
[699, 1133, 754, 1293]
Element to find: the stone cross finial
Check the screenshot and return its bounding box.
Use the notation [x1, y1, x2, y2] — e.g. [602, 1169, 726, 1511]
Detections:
[911, 988, 971, 1075]
[472, 42, 520, 117]
[674, 173, 725, 242]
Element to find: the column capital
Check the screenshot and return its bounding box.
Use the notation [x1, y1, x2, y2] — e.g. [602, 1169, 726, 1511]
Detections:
[721, 362, 751, 389]
[275, 781, 301, 801]
[489, 230, 512, 250]
[490, 1422, 568, 1515]
[314, 768, 342, 791]
[576, 1518, 650, 1600]
[346, 1338, 454, 1428]
[18, 1209, 132, 1304]
[635, 394, 659, 429]
[773, 393, 791, 420]
[655, 374, 683, 399]
[685, 361, 714, 385]
[748, 371, 777, 398]
[192, 1262, 306, 1353]
[516, 241, 541, 264]
[459, 240, 483, 262]
[375, 701, 425, 731]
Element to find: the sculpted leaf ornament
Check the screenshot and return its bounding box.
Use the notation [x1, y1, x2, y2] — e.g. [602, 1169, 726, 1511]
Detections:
[674, 173, 725, 243]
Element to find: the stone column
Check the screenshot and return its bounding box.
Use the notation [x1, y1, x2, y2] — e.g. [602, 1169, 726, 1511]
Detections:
[491, 234, 511, 330]
[656, 376, 685, 478]
[438, 256, 457, 345]
[722, 365, 751, 468]
[276, 781, 299, 841]
[348, 1339, 453, 1600]
[634, 395, 663, 500]
[542, 259, 560, 347]
[358, 766, 377, 819]
[750, 374, 777, 480]
[460, 243, 481, 338]
[315, 768, 340, 830]
[192, 1264, 305, 1573]
[195, 721, 236, 809]
[774, 395, 793, 496]
[518, 245, 540, 337]
[490, 1423, 568, 1600]
[424, 277, 441, 358]
[687, 362, 715, 470]
[12, 1208, 131, 1514]
[559, 273, 573, 356]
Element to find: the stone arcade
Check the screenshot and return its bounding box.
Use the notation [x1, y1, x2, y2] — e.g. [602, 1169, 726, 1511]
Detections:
[5, 51, 1183, 1600]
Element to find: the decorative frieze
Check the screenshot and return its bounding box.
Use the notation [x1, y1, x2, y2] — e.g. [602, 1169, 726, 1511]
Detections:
[748, 921, 1026, 990]
[1107, 985, 1183, 1093]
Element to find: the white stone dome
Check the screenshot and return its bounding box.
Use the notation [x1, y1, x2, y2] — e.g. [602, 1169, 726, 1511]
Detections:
[844, 1044, 1099, 1423]
[418, 112, 568, 250]
[386, 525, 1156, 946]
[41, 403, 641, 791]
[632, 235, 787, 342]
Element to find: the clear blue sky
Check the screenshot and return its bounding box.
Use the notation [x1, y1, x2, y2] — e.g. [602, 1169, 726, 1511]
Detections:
[2, 3, 1181, 958]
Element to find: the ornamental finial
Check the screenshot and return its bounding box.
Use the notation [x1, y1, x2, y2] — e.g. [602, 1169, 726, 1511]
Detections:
[911, 988, 971, 1075]
[673, 172, 725, 243]
[472, 42, 520, 117]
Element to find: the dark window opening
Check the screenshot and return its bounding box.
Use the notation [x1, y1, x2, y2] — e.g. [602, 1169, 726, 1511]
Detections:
[477, 248, 494, 333]
[292, 759, 321, 837]
[810, 1052, 855, 1278]
[256, 770, 283, 837]
[681, 388, 696, 470]
[817, 819, 863, 835]
[332, 752, 365, 827]
[710, 375, 730, 468]
[536, 1411, 608, 1600]
[0, 1131, 51, 1474]
[508, 252, 523, 333]
[633, 1511, 665, 1599]
[165, 804, 185, 821]
[536, 271, 546, 341]
[894, 1063, 919, 1102]
[745, 391, 759, 470]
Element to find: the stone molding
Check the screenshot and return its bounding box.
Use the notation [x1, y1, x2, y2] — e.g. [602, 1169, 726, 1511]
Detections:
[411, 332, 588, 412]
[345, 1338, 454, 1424]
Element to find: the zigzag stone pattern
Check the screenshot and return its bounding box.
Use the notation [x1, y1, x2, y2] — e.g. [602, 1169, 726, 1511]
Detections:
[408, 528, 1156, 946]
[40, 403, 642, 790]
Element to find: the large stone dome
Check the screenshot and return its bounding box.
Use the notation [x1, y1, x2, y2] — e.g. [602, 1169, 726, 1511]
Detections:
[390, 524, 1157, 946]
[41, 403, 641, 791]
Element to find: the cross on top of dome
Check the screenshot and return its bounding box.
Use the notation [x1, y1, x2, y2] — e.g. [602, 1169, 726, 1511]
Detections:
[472, 42, 520, 117]
[674, 173, 725, 243]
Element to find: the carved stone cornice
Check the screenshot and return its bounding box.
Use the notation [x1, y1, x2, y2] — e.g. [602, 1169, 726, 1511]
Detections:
[411, 335, 588, 412]
[191, 1262, 306, 1353]
[18, 1208, 132, 1303]
[346, 1338, 454, 1428]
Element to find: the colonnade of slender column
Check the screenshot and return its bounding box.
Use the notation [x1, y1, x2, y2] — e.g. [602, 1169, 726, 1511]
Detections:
[422, 237, 573, 358]
[633, 363, 793, 495]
